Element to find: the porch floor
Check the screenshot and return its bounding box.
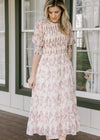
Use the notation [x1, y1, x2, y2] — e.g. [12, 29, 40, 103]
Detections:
[0, 110, 100, 140]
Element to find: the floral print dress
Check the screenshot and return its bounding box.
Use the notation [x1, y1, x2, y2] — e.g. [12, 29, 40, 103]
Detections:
[26, 18, 81, 139]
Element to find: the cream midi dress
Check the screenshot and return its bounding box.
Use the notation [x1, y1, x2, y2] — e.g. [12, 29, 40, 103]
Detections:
[26, 18, 80, 139]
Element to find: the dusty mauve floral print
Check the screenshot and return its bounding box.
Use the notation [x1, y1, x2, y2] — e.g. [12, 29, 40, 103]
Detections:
[26, 18, 81, 139]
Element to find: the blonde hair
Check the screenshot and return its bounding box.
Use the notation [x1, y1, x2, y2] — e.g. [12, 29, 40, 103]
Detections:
[44, 0, 70, 36]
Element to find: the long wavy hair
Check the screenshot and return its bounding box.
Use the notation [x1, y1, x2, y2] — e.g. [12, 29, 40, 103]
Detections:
[44, 0, 70, 36]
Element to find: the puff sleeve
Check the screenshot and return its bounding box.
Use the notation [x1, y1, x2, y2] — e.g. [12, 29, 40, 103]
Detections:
[67, 22, 76, 52]
[32, 20, 44, 55]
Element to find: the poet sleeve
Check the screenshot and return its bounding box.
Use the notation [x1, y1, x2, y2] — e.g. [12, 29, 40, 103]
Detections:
[32, 20, 44, 55]
[67, 21, 76, 52]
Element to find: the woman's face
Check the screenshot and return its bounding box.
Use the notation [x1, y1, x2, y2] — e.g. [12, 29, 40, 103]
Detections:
[48, 6, 62, 23]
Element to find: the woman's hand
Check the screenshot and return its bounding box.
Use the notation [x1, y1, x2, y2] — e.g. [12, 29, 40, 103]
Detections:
[67, 45, 72, 60]
[67, 51, 72, 60]
[28, 75, 36, 89]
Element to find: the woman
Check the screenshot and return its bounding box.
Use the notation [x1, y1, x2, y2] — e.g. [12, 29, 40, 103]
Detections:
[26, 0, 80, 140]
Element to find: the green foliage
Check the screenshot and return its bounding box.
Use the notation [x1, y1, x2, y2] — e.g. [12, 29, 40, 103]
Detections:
[76, 48, 91, 91]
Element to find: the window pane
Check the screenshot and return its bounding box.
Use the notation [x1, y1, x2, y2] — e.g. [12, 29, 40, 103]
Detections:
[77, 72, 100, 94]
[23, 0, 45, 30]
[77, 52, 91, 71]
[75, 0, 100, 28]
[26, 49, 34, 75]
[76, 72, 86, 91]
[0, 0, 5, 84]
[76, 0, 82, 6]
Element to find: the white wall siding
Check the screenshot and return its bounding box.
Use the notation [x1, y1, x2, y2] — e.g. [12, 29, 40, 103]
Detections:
[24, 96, 31, 112]
[91, 110, 100, 129]
[78, 107, 91, 127]
[0, 92, 10, 106]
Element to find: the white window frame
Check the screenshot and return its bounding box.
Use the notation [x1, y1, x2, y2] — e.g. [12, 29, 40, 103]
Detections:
[72, 0, 100, 101]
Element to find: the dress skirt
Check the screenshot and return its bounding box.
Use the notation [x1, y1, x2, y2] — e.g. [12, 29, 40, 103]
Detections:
[26, 49, 81, 139]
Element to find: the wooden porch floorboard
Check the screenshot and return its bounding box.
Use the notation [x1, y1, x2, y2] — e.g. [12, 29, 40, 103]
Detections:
[0, 110, 100, 140]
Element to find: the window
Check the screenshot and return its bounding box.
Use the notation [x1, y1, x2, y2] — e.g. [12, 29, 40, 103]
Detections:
[15, 0, 45, 96]
[72, 0, 100, 110]
[21, 0, 45, 88]
[0, 0, 9, 91]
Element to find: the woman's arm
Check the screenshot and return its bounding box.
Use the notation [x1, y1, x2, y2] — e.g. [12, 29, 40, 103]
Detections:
[28, 54, 41, 89]
[28, 20, 44, 89]
[30, 54, 41, 77]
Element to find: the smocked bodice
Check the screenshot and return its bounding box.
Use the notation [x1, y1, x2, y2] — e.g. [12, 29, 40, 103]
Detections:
[32, 18, 75, 55]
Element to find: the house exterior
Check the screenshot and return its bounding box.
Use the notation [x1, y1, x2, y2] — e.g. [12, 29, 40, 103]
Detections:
[0, 0, 100, 137]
